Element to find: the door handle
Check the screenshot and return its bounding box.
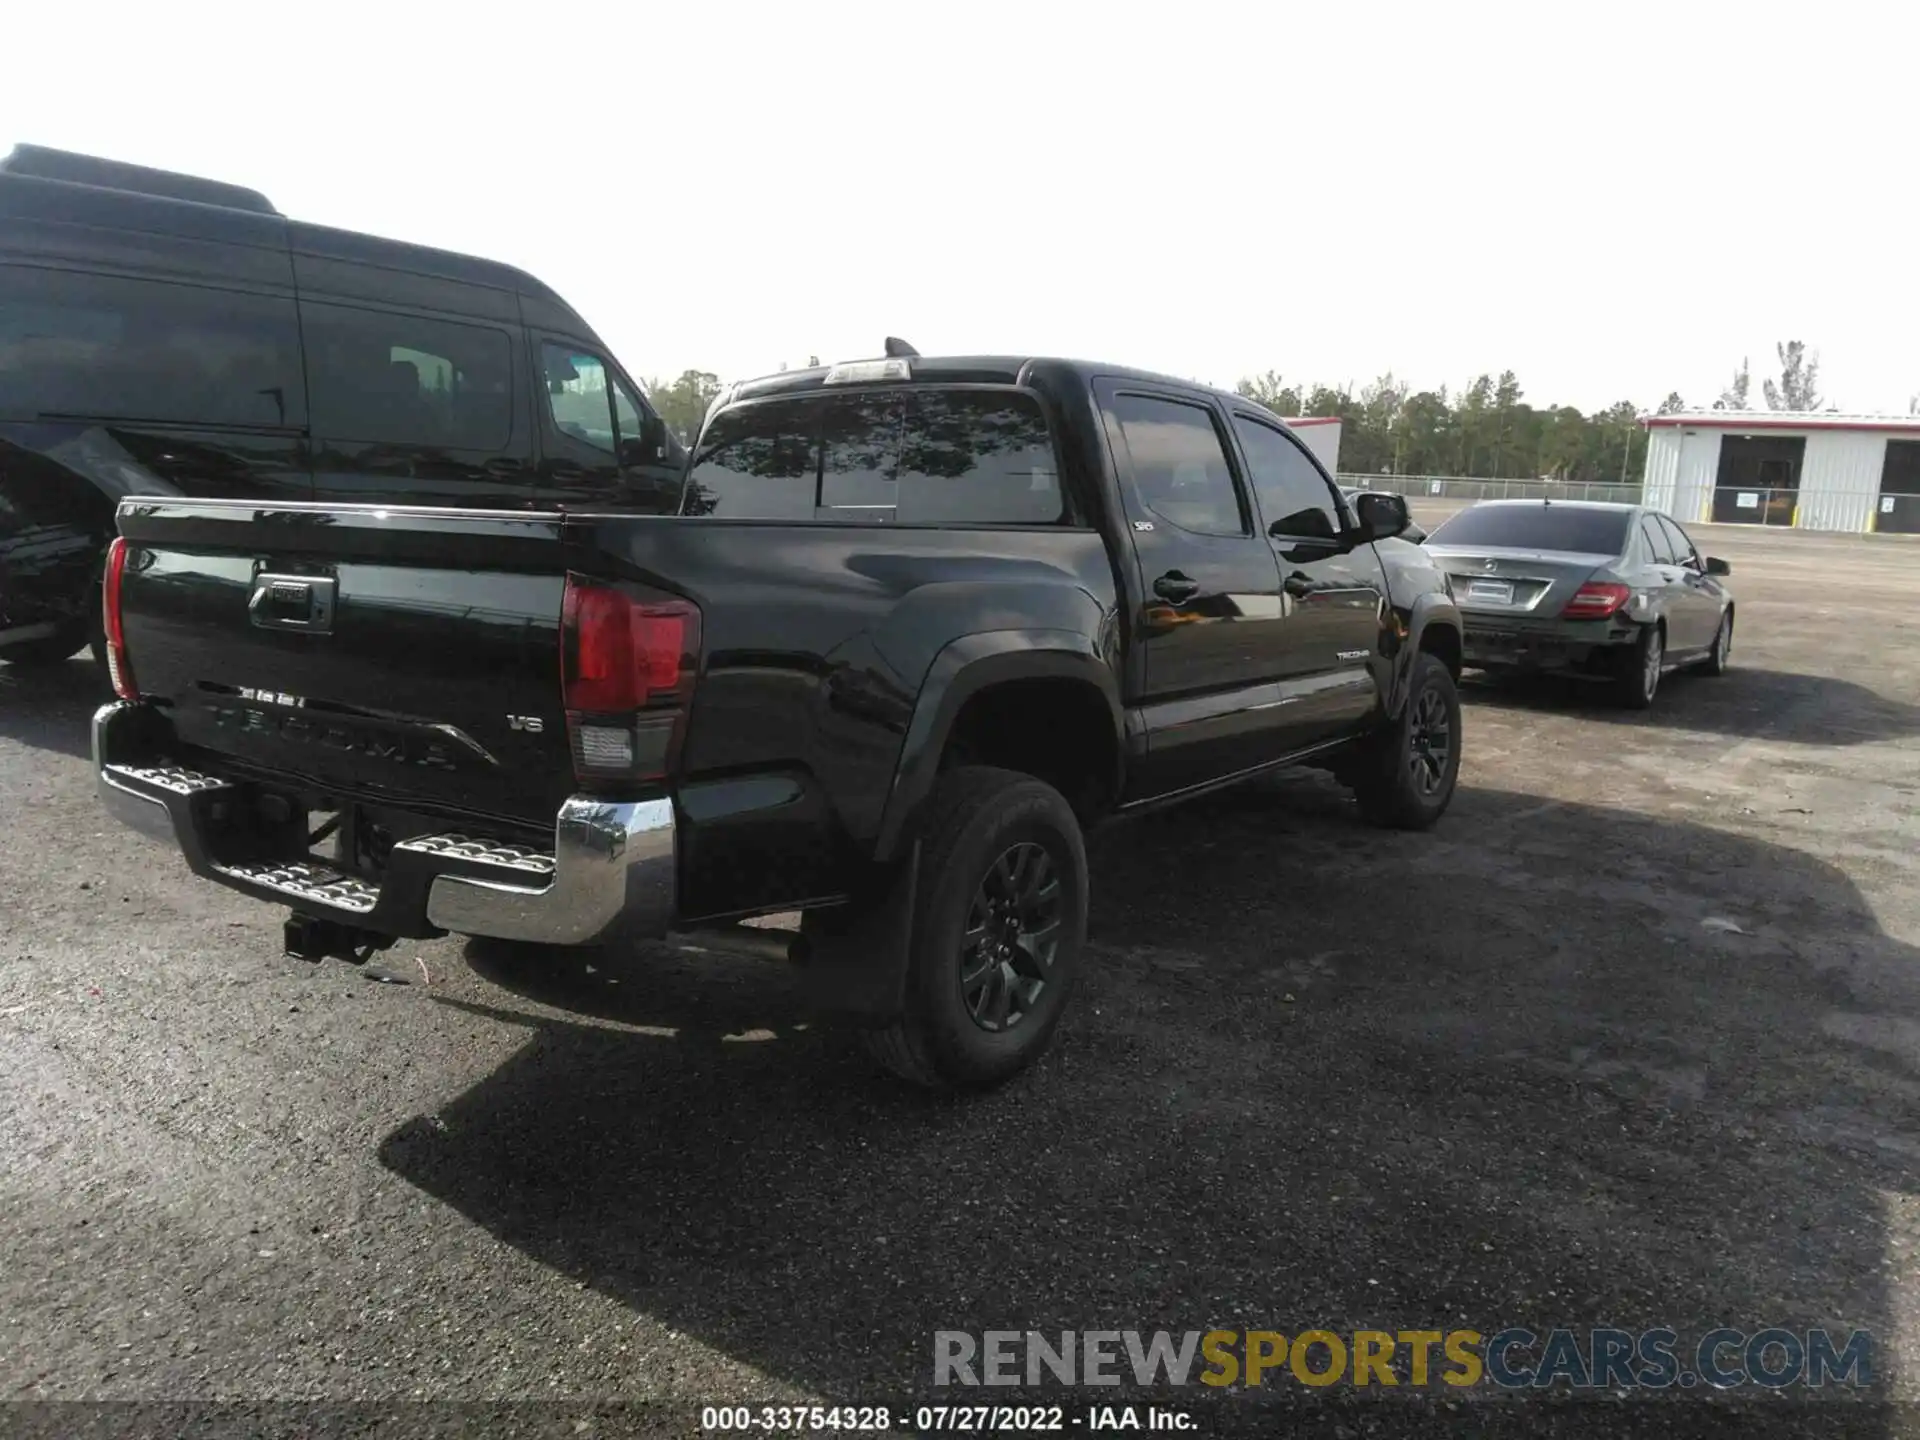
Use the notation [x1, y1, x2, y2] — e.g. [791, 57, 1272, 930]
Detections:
[482, 457, 525, 478]
[1284, 574, 1313, 598]
[1152, 572, 1200, 603]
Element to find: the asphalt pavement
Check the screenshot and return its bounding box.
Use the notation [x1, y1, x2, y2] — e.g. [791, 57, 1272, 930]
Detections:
[3, 520, 1919, 1437]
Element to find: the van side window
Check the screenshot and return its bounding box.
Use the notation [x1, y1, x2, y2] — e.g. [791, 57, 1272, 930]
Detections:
[611, 374, 648, 450]
[0, 263, 302, 428]
[302, 302, 511, 450]
[542, 345, 616, 453]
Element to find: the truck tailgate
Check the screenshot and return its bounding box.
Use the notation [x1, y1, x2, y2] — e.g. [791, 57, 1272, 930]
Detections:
[115, 500, 579, 828]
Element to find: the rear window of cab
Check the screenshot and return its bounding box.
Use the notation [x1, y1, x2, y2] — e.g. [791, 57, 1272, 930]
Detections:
[682, 387, 1066, 525]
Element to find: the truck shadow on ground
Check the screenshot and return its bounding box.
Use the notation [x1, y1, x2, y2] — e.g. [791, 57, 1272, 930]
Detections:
[0, 657, 107, 761]
[1464, 664, 1920, 747]
[381, 780, 1911, 1434]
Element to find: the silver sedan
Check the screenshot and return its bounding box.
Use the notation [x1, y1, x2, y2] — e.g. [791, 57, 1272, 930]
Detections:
[1422, 500, 1734, 709]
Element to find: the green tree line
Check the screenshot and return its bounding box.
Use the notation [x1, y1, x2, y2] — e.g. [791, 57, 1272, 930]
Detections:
[645, 340, 1835, 483]
[1232, 370, 1667, 484]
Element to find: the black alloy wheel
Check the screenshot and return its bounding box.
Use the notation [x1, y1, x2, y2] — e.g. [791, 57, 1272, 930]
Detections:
[959, 841, 1063, 1032]
[1406, 681, 1453, 799]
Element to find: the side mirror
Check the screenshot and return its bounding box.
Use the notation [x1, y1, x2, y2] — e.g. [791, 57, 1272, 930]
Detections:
[1705, 556, 1731, 576]
[619, 415, 668, 467]
[1352, 491, 1411, 543]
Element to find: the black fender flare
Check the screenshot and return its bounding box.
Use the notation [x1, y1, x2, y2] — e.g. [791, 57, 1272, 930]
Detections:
[1390, 591, 1464, 718]
[871, 627, 1123, 864]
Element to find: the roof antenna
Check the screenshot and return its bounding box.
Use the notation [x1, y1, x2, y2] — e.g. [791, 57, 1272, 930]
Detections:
[883, 337, 920, 358]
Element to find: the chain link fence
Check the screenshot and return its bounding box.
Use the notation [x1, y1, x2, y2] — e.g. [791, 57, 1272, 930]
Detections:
[1335, 474, 1645, 505]
[1335, 475, 1920, 535]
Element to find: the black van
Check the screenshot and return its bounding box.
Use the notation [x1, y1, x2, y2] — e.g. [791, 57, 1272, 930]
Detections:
[0, 145, 685, 668]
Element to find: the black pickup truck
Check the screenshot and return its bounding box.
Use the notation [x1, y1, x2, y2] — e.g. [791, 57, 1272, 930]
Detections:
[93, 352, 1465, 1089]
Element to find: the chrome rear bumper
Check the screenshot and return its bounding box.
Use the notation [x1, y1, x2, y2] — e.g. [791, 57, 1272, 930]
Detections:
[92, 701, 676, 946]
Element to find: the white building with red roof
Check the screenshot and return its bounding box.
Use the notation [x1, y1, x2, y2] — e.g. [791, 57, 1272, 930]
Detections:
[1642, 411, 1920, 534]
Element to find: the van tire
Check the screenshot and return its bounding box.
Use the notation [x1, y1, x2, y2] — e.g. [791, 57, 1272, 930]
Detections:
[0, 620, 90, 669]
[859, 766, 1087, 1091]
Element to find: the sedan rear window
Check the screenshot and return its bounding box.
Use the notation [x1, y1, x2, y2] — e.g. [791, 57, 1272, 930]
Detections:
[1427, 504, 1631, 555]
[683, 387, 1065, 525]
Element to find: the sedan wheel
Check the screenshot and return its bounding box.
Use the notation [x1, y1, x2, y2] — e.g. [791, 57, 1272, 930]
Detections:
[1614, 624, 1663, 710]
[1701, 611, 1733, 677]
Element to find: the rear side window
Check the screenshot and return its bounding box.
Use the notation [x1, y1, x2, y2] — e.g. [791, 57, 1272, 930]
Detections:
[1640, 516, 1675, 564]
[684, 387, 1065, 524]
[1657, 514, 1698, 566]
[302, 301, 513, 450]
[1427, 504, 1632, 555]
[0, 263, 302, 428]
[1107, 393, 1246, 537]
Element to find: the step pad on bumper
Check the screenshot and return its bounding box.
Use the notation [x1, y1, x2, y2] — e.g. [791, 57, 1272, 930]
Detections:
[105, 762, 232, 796]
[213, 834, 559, 921]
[214, 859, 381, 914]
[394, 832, 556, 879]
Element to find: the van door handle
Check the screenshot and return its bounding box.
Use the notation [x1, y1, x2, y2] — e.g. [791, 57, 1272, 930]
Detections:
[482, 458, 525, 478]
[1152, 572, 1200, 603]
[1284, 574, 1314, 598]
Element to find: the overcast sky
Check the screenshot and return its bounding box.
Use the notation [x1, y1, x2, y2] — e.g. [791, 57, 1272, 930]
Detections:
[5, 0, 1913, 415]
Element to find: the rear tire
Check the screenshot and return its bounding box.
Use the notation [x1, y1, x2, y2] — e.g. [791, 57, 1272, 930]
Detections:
[1613, 623, 1663, 709]
[1352, 652, 1461, 831]
[860, 766, 1087, 1091]
[0, 620, 89, 669]
[1700, 610, 1732, 676]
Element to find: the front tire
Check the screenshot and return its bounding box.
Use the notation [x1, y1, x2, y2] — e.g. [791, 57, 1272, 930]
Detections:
[1700, 610, 1732, 676]
[1613, 622, 1663, 709]
[1352, 652, 1461, 830]
[861, 766, 1088, 1091]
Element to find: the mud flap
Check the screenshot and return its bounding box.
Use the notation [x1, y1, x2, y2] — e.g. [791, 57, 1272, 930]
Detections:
[797, 842, 919, 1024]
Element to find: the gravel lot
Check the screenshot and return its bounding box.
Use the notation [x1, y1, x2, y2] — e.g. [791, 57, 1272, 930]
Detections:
[3, 518, 1919, 1436]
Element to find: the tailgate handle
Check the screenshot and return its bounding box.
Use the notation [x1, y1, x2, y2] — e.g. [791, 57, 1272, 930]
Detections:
[249, 573, 337, 633]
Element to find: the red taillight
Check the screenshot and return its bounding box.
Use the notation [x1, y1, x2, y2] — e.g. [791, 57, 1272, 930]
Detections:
[103, 536, 137, 700]
[1561, 581, 1631, 620]
[560, 575, 700, 781]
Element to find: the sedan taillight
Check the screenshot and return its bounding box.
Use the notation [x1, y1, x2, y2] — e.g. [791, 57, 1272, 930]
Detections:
[1561, 581, 1631, 620]
[103, 536, 137, 700]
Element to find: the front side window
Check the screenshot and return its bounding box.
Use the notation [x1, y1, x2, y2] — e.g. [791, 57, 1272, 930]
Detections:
[0, 263, 302, 428]
[1232, 414, 1341, 538]
[542, 345, 615, 453]
[1108, 393, 1245, 537]
[303, 302, 512, 450]
[612, 374, 649, 455]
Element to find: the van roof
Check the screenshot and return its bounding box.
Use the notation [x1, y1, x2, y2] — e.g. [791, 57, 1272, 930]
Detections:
[0, 144, 576, 311]
[0, 143, 280, 215]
